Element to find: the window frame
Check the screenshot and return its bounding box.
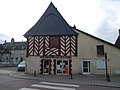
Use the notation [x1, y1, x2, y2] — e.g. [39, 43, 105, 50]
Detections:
[49, 36, 60, 48]
[96, 45, 104, 56]
[96, 60, 106, 69]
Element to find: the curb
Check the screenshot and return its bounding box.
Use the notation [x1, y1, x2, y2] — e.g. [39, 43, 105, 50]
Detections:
[10, 73, 41, 81]
[92, 84, 120, 88]
[10, 72, 120, 88]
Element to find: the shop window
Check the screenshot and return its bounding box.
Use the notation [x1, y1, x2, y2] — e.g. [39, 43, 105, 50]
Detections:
[49, 36, 59, 48]
[96, 45, 104, 55]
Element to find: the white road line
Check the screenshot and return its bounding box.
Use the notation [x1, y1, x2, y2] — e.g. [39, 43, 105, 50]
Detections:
[40, 82, 80, 87]
[18, 88, 39, 90]
[31, 84, 76, 90]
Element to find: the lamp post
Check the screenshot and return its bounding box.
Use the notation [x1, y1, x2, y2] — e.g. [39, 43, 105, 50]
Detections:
[104, 53, 110, 82]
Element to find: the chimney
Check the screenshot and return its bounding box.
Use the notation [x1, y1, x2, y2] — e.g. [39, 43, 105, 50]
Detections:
[11, 38, 15, 44]
[73, 24, 76, 29]
[4, 40, 6, 44]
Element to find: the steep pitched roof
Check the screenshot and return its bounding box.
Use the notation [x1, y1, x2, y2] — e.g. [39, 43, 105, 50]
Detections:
[24, 2, 78, 37]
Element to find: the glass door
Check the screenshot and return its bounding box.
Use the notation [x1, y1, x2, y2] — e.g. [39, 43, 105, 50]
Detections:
[63, 60, 69, 75]
[43, 60, 49, 74]
[82, 60, 90, 74]
[56, 60, 69, 75]
[56, 60, 62, 74]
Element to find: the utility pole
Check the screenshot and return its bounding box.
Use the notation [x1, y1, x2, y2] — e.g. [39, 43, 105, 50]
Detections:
[104, 53, 110, 82]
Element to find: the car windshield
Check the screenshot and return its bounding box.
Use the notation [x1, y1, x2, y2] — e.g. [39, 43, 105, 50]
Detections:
[20, 61, 25, 65]
[20, 63, 25, 65]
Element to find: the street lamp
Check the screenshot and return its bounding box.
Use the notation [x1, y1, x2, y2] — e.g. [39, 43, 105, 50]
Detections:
[104, 53, 110, 82]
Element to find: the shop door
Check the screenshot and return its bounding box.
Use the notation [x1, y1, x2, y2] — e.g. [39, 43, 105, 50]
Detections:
[56, 60, 69, 75]
[82, 60, 91, 74]
[43, 60, 49, 74]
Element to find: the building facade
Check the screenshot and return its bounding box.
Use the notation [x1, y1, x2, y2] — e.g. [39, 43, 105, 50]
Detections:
[24, 2, 120, 75]
[24, 2, 78, 75]
[0, 38, 26, 66]
[74, 29, 120, 75]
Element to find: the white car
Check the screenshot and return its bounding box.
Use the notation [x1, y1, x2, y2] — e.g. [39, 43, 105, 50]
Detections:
[17, 61, 25, 71]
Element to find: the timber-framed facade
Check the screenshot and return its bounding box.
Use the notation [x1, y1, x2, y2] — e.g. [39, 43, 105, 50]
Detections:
[24, 2, 78, 75]
[27, 36, 77, 57]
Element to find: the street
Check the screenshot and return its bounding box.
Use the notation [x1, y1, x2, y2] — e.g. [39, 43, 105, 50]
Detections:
[0, 67, 120, 90]
[0, 74, 40, 90]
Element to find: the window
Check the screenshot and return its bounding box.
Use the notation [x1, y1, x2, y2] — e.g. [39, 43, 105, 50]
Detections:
[49, 36, 59, 48]
[11, 51, 14, 55]
[6, 57, 8, 61]
[97, 45, 104, 55]
[22, 46, 25, 49]
[16, 58, 18, 62]
[96, 60, 105, 69]
[21, 51, 24, 54]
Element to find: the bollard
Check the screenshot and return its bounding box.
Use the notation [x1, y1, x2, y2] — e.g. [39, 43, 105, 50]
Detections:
[107, 74, 110, 82]
[34, 71, 36, 76]
[70, 73, 73, 79]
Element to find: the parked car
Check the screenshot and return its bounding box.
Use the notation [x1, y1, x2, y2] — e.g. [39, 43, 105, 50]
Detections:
[17, 61, 25, 71]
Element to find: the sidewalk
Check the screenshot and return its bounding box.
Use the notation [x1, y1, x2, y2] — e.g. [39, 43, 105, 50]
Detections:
[10, 72, 120, 88]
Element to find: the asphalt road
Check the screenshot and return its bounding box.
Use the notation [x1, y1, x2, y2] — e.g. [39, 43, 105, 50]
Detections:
[0, 74, 119, 90]
[0, 67, 120, 90]
[0, 66, 17, 71]
[0, 74, 40, 90]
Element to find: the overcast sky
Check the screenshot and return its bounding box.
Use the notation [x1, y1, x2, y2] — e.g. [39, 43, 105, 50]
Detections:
[0, 0, 120, 44]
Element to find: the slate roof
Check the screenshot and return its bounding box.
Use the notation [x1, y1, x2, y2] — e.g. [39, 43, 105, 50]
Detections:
[24, 2, 78, 37]
[2, 42, 26, 50]
[115, 36, 120, 48]
[2, 49, 11, 54]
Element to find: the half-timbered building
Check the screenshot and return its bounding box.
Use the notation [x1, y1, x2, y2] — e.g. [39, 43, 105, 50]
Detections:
[24, 2, 78, 75]
[24, 2, 120, 75]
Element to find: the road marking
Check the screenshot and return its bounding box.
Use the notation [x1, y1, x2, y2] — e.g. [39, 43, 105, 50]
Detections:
[40, 82, 80, 87]
[31, 84, 76, 90]
[18, 88, 39, 90]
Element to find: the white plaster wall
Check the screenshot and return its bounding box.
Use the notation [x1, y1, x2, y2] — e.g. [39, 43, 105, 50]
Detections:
[25, 56, 40, 74]
[74, 30, 120, 75]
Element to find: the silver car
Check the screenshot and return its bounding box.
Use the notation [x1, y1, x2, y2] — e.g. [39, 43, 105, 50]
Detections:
[17, 61, 25, 71]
